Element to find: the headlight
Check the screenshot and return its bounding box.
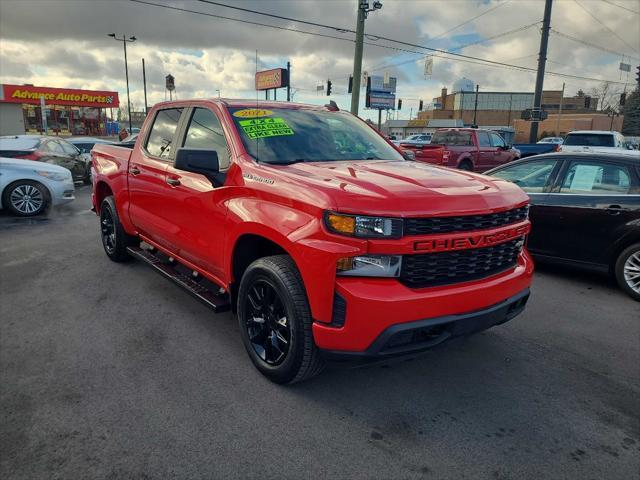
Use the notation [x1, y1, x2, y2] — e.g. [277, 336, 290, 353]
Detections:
[337, 254, 402, 277]
[36, 170, 70, 182]
[325, 212, 403, 238]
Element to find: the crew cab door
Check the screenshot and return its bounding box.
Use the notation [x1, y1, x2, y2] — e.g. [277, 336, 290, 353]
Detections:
[489, 132, 511, 169]
[128, 107, 184, 247]
[162, 106, 232, 282]
[475, 131, 494, 171]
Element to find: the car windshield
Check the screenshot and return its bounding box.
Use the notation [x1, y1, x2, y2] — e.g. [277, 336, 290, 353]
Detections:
[228, 107, 403, 164]
[564, 134, 614, 147]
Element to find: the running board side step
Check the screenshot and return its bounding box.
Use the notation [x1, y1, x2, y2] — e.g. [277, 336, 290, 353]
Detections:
[126, 246, 231, 313]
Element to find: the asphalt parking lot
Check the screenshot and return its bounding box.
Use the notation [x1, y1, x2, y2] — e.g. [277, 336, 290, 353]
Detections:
[1, 186, 638, 480]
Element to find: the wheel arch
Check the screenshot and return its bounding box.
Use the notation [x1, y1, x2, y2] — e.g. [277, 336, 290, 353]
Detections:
[94, 181, 113, 214]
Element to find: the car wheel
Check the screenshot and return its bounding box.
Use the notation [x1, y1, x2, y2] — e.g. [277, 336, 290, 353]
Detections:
[2, 180, 49, 217]
[458, 160, 473, 171]
[615, 243, 640, 301]
[100, 196, 139, 262]
[237, 255, 325, 384]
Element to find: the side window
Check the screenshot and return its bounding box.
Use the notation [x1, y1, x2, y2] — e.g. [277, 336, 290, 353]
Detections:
[43, 140, 64, 154]
[490, 132, 506, 148]
[477, 131, 491, 147]
[59, 140, 79, 156]
[146, 108, 183, 159]
[183, 108, 230, 170]
[490, 159, 557, 193]
[560, 161, 631, 195]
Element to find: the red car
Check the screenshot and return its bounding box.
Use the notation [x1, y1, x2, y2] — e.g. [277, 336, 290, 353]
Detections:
[92, 100, 533, 383]
[401, 128, 519, 172]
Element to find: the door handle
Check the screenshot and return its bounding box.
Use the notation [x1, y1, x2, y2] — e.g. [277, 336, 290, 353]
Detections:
[605, 205, 624, 215]
[166, 177, 181, 187]
[129, 166, 141, 175]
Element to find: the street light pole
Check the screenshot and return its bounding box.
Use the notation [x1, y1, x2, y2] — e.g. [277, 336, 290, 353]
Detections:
[109, 33, 137, 133]
[350, 0, 383, 116]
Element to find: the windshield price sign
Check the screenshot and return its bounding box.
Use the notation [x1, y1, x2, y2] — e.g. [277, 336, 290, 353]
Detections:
[239, 117, 294, 139]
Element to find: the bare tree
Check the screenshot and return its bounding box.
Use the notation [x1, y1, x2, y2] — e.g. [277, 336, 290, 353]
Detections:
[590, 81, 619, 113]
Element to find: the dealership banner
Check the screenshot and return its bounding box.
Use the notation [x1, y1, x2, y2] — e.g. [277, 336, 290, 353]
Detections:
[0, 84, 119, 108]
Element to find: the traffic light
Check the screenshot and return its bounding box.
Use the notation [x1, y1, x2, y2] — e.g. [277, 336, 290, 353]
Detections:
[636, 65, 640, 87]
[419, 100, 423, 111]
[397, 98, 402, 110]
[620, 92, 626, 107]
[348, 75, 353, 94]
[326, 79, 332, 96]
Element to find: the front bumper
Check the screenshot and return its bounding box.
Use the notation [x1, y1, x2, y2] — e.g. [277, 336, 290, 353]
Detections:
[49, 180, 76, 206]
[313, 250, 533, 353]
[321, 288, 529, 360]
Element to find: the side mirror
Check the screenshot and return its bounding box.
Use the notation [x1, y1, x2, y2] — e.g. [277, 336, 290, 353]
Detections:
[174, 148, 223, 186]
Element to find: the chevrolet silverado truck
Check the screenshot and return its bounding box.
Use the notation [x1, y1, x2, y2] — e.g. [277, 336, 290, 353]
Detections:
[402, 128, 519, 172]
[91, 99, 533, 384]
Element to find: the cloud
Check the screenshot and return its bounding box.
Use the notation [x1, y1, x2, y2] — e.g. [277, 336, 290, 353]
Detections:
[1, 0, 638, 121]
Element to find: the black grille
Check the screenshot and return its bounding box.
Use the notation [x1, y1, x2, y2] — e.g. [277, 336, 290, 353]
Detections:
[400, 238, 523, 289]
[404, 206, 528, 236]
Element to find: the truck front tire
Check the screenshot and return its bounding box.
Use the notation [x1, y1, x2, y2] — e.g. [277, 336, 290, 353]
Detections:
[237, 255, 324, 384]
[100, 196, 139, 262]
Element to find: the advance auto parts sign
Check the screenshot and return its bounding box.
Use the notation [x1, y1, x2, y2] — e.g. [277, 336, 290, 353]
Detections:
[255, 68, 288, 91]
[1, 84, 119, 108]
[239, 117, 294, 139]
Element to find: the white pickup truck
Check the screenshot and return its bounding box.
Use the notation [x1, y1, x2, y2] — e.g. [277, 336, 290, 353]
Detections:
[560, 130, 640, 156]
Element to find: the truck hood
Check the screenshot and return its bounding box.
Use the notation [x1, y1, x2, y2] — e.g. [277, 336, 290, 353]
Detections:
[275, 160, 529, 216]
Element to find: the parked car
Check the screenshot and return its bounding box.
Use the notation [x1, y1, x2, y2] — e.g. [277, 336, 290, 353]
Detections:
[67, 137, 115, 181]
[91, 99, 533, 383]
[403, 128, 519, 172]
[537, 137, 564, 145]
[561, 131, 639, 156]
[486, 153, 640, 300]
[0, 135, 88, 183]
[513, 142, 561, 158]
[0, 157, 75, 216]
[395, 133, 432, 146]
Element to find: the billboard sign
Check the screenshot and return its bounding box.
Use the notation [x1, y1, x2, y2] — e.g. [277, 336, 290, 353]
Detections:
[0, 84, 119, 108]
[366, 75, 397, 110]
[255, 68, 289, 90]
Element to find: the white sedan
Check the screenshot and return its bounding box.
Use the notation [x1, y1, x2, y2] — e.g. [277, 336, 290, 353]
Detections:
[0, 157, 75, 216]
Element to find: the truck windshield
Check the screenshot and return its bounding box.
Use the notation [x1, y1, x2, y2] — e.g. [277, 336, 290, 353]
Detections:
[563, 134, 614, 147]
[228, 107, 403, 164]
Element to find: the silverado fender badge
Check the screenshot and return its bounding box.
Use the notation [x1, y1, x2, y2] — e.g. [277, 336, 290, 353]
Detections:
[414, 224, 530, 253]
[243, 173, 274, 185]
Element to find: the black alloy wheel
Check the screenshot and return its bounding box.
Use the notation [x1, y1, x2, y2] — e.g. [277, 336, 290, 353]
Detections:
[244, 278, 291, 366]
[100, 205, 116, 255]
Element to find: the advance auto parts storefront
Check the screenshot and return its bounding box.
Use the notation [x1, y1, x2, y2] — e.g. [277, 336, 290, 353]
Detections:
[0, 84, 119, 136]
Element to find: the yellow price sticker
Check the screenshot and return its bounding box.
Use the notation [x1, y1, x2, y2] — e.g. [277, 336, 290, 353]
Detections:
[233, 108, 274, 118]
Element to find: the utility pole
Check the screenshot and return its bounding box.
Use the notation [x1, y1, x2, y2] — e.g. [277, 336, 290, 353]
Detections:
[108, 33, 136, 133]
[473, 84, 480, 126]
[142, 58, 148, 114]
[529, 0, 553, 143]
[377, 109, 382, 130]
[287, 61, 291, 102]
[350, 0, 383, 115]
[555, 82, 565, 135]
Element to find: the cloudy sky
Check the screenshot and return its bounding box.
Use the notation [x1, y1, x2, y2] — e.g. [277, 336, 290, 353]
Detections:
[0, 0, 638, 121]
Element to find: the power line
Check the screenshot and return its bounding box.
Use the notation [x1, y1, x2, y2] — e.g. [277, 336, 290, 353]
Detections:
[573, 0, 639, 54]
[600, 0, 640, 15]
[129, 0, 629, 86]
[550, 28, 640, 61]
[426, 0, 511, 43]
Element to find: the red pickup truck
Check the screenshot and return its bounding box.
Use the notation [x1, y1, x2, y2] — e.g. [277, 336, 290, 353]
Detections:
[92, 99, 533, 384]
[401, 128, 519, 172]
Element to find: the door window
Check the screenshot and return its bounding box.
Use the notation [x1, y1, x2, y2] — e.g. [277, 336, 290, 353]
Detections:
[490, 158, 557, 193]
[489, 132, 506, 148]
[43, 140, 64, 154]
[145, 108, 183, 159]
[477, 131, 491, 147]
[560, 161, 631, 195]
[183, 108, 230, 169]
[59, 139, 79, 156]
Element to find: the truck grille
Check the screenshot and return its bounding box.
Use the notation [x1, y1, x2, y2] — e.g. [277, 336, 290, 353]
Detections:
[400, 237, 523, 289]
[404, 206, 528, 236]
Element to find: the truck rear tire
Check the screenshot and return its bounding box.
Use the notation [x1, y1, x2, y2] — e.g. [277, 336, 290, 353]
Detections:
[100, 196, 139, 262]
[237, 255, 325, 384]
[458, 160, 473, 171]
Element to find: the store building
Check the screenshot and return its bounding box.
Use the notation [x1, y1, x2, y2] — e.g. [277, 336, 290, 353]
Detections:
[0, 84, 119, 136]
